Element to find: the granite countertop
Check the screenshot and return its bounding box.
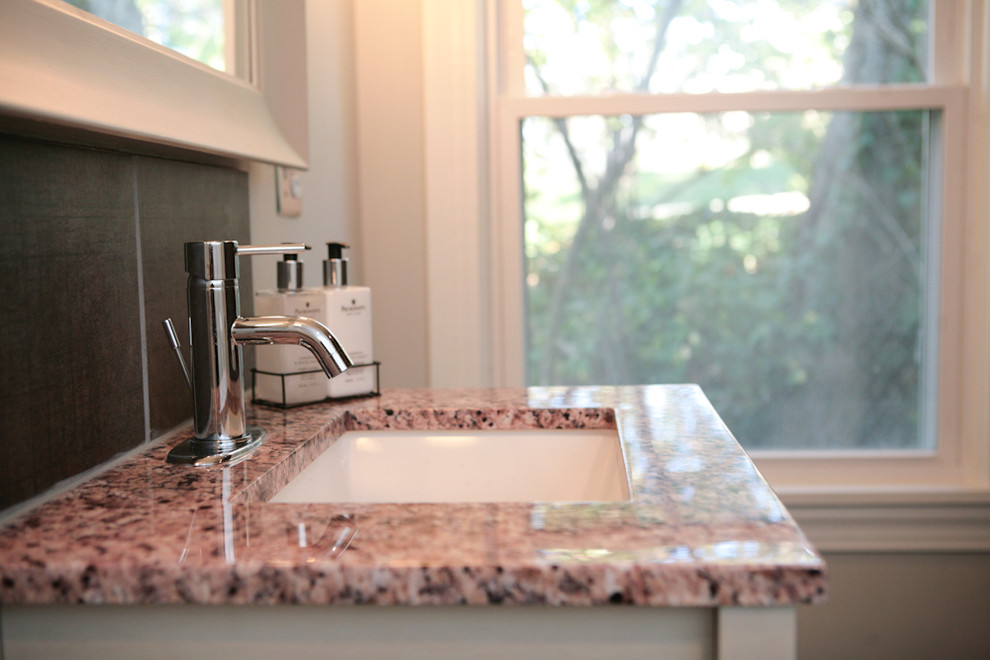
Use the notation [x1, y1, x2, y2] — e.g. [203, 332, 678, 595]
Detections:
[0, 385, 826, 607]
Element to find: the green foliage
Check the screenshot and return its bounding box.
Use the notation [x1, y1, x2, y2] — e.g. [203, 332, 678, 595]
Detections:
[523, 0, 931, 450]
[134, 0, 225, 71]
[65, 0, 225, 71]
[529, 203, 816, 443]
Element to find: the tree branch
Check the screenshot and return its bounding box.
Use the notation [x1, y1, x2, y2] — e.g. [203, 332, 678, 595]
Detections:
[526, 53, 591, 197]
[537, 0, 682, 382]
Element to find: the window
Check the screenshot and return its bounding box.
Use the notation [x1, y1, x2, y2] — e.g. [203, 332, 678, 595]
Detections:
[493, 0, 980, 491]
[420, 0, 989, 494]
[523, 107, 936, 454]
[519, 1, 937, 454]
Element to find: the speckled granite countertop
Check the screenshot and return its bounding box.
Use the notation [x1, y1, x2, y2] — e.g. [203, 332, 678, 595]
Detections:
[0, 385, 826, 607]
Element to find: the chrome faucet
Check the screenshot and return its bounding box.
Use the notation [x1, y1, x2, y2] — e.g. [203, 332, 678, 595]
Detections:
[163, 240, 352, 466]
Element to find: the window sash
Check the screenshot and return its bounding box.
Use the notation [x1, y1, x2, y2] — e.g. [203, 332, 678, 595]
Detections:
[479, 0, 986, 492]
[496, 94, 965, 487]
[418, 0, 988, 493]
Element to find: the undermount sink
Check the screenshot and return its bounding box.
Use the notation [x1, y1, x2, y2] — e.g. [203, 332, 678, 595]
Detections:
[270, 428, 631, 504]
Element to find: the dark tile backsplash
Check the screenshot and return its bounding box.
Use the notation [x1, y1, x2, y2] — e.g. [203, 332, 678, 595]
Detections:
[135, 157, 252, 436]
[0, 133, 251, 510]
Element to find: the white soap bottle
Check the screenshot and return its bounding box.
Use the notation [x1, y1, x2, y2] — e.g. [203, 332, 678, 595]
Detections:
[323, 242, 376, 398]
[254, 253, 328, 406]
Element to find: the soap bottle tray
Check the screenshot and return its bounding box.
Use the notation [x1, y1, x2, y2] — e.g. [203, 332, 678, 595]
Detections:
[251, 361, 381, 409]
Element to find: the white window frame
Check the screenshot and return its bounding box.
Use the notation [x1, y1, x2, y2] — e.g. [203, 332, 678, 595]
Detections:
[421, 0, 990, 549]
[0, 0, 306, 168]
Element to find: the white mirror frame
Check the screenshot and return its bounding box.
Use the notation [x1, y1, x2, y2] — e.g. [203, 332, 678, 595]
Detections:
[0, 0, 306, 168]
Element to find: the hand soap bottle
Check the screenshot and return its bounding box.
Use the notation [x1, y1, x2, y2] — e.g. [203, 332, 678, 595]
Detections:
[254, 253, 328, 405]
[323, 242, 375, 398]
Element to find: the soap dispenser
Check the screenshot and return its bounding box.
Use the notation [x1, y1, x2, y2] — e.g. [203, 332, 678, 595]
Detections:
[254, 253, 328, 405]
[323, 242, 376, 397]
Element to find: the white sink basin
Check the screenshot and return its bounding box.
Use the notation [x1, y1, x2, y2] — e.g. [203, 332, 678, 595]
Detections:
[270, 428, 630, 504]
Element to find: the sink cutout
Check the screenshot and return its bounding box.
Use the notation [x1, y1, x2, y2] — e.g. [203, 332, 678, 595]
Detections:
[270, 428, 630, 504]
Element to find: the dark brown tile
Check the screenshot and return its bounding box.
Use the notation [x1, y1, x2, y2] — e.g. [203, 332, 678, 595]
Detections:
[0, 135, 145, 509]
[135, 156, 251, 437]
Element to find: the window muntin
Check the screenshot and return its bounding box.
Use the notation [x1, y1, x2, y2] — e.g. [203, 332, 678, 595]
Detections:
[522, 108, 934, 451]
[522, 0, 929, 96]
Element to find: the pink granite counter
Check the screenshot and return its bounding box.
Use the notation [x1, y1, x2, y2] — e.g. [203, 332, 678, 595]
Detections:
[0, 385, 826, 607]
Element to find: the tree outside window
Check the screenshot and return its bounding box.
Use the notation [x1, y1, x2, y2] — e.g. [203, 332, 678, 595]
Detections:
[521, 0, 932, 450]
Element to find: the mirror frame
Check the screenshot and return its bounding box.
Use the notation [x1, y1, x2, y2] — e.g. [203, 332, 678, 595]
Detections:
[0, 0, 306, 168]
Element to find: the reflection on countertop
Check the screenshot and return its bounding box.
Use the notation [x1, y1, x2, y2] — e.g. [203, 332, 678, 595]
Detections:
[0, 385, 826, 607]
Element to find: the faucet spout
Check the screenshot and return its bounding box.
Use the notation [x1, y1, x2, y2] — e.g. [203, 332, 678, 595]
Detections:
[232, 315, 353, 378]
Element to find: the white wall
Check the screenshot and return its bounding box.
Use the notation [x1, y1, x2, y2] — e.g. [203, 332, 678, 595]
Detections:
[249, 0, 359, 294]
[351, 0, 430, 388]
[251, 0, 430, 389]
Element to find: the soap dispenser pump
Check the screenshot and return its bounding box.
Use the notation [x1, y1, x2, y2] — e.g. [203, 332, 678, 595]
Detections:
[324, 241, 349, 287]
[322, 242, 375, 397]
[277, 252, 304, 290]
[254, 252, 329, 406]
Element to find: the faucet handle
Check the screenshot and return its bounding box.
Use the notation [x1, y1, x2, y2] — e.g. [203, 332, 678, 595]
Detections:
[185, 241, 311, 280]
[162, 318, 193, 391]
[236, 243, 310, 256]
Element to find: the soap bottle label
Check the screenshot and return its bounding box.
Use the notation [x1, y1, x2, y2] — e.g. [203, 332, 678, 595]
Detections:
[254, 291, 327, 405]
[325, 286, 375, 398]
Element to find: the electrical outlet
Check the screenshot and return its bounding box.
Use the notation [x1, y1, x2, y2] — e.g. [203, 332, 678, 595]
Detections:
[276, 166, 303, 217]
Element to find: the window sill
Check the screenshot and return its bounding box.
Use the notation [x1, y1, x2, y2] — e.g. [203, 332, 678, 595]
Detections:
[778, 487, 990, 553]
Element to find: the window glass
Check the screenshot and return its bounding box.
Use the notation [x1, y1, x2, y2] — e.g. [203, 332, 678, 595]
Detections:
[522, 108, 933, 450]
[523, 0, 929, 95]
[66, 0, 226, 72]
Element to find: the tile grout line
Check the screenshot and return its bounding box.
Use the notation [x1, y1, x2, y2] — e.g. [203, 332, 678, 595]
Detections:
[132, 157, 151, 444]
